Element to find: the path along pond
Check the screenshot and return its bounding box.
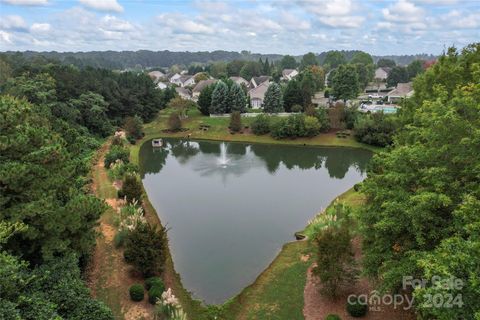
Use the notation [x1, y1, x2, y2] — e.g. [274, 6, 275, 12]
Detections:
[139, 138, 372, 304]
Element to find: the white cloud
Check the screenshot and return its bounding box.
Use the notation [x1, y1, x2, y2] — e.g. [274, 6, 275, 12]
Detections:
[0, 15, 27, 30]
[0, 30, 13, 44]
[30, 22, 51, 32]
[280, 11, 311, 30]
[157, 14, 214, 34]
[300, 0, 365, 28]
[382, 0, 424, 23]
[79, 0, 123, 12]
[2, 0, 48, 5]
[440, 10, 480, 29]
[101, 15, 134, 32]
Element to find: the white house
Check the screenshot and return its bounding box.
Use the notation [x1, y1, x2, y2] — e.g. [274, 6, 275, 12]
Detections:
[387, 82, 414, 103]
[148, 70, 165, 82]
[374, 67, 391, 81]
[175, 87, 192, 100]
[169, 73, 182, 84]
[229, 76, 249, 87]
[248, 81, 270, 109]
[192, 79, 217, 101]
[156, 82, 168, 90]
[281, 69, 298, 81]
[249, 76, 270, 89]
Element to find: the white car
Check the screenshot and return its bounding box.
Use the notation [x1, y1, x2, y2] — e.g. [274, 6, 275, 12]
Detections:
[368, 94, 383, 99]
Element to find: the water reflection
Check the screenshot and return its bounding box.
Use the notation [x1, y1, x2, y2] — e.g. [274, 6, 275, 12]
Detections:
[140, 139, 371, 179]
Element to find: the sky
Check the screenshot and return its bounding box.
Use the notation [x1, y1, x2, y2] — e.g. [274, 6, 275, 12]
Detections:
[0, 0, 478, 55]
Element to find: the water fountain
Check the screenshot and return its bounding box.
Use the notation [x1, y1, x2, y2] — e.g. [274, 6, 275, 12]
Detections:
[217, 142, 230, 168]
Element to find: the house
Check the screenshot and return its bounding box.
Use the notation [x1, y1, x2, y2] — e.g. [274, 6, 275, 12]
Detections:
[281, 69, 298, 81]
[229, 76, 249, 87]
[169, 73, 182, 84]
[175, 87, 192, 100]
[387, 82, 414, 103]
[172, 75, 195, 87]
[156, 82, 168, 90]
[248, 81, 270, 109]
[249, 76, 270, 89]
[192, 79, 217, 101]
[374, 67, 391, 81]
[148, 70, 165, 82]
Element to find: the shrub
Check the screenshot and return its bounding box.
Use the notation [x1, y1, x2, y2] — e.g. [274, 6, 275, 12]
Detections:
[104, 145, 129, 168]
[113, 229, 128, 248]
[291, 104, 303, 112]
[127, 135, 136, 145]
[148, 285, 164, 305]
[111, 135, 124, 146]
[315, 108, 331, 132]
[325, 315, 341, 320]
[168, 112, 182, 131]
[129, 284, 144, 302]
[118, 173, 142, 203]
[145, 277, 165, 291]
[353, 113, 397, 147]
[251, 114, 271, 135]
[304, 104, 316, 116]
[124, 116, 144, 140]
[270, 115, 306, 139]
[230, 111, 242, 132]
[304, 116, 321, 137]
[108, 162, 139, 181]
[346, 298, 368, 317]
[124, 222, 167, 277]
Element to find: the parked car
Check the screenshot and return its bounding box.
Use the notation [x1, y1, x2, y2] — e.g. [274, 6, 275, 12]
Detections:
[368, 94, 383, 99]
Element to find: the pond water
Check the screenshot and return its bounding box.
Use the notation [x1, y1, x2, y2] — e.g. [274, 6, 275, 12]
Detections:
[139, 138, 372, 304]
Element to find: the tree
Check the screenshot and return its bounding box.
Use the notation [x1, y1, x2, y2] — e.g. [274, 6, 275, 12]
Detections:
[240, 61, 263, 79]
[406, 60, 424, 79]
[229, 82, 246, 113]
[124, 222, 167, 276]
[210, 81, 229, 114]
[386, 66, 409, 87]
[300, 52, 318, 70]
[283, 79, 303, 112]
[209, 61, 227, 78]
[353, 113, 397, 147]
[354, 63, 374, 89]
[118, 173, 143, 203]
[350, 51, 374, 65]
[280, 55, 297, 69]
[323, 51, 346, 69]
[377, 58, 396, 68]
[167, 96, 194, 119]
[263, 58, 271, 75]
[331, 64, 359, 101]
[197, 84, 215, 115]
[124, 115, 143, 140]
[70, 92, 113, 137]
[263, 83, 284, 113]
[226, 60, 246, 76]
[229, 111, 242, 132]
[194, 72, 209, 82]
[167, 112, 182, 131]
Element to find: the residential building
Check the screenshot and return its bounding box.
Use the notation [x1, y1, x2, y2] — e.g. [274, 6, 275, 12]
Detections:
[192, 79, 217, 101]
[249, 76, 270, 89]
[248, 81, 270, 109]
[169, 73, 182, 84]
[156, 82, 168, 90]
[229, 76, 249, 87]
[374, 67, 391, 81]
[281, 69, 298, 81]
[148, 70, 165, 82]
[387, 82, 414, 103]
[175, 87, 192, 100]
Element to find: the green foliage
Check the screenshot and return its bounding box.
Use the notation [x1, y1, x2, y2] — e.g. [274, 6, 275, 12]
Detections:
[113, 229, 128, 248]
[283, 80, 303, 112]
[167, 112, 182, 131]
[240, 61, 263, 80]
[124, 115, 144, 140]
[230, 111, 242, 132]
[376, 58, 396, 68]
[124, 222, 167, 277]
[129, 284, 145, 302]
[323, 51, 347, 69]
[210, 81, 229, 114]
[325, 314, 341, 320]
[229, 82, 246, 113]
[386, 66, 409, 87]
[331, 64, 359, 101]
[226, 60, 246, 76]
[145, 277, 165, 291]
[280, 55, 297, 69]
[346, 298, 368, 317]
[148, 285, 165, 305]
[198, 84, 215, 116]
[359, 45, 480, 320]
[270, 115, 309, 139]
[70, 92, 113, 137]
[350, 51, 374, 65]
[354, 63, 374, 89]
[353, 113, 397, 147]
[304, 116, 321, 137]
[263, 83, 284, 113]
[315, 108, 331, 132]
[300, 52, 318, 70]
[118, 173, 142, 203]
[251, 114, 271, 135]
[108, 161, 138, 181]
[104, 145, 130, 168]
[406, 60, 424, 79]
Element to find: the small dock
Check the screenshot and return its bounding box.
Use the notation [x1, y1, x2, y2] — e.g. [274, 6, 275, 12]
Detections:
[152, 139, 163, 147]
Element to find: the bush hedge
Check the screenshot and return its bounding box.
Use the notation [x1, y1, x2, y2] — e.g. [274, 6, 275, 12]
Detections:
[145, 277, 165, 291]
[148, 284, 165, 304]
[346, 298, 368, 317]
[129, 284, 144, 302]
[251, 114, 271, 135]
[104, 145, 130, 168]
[325, 315, 341, 320]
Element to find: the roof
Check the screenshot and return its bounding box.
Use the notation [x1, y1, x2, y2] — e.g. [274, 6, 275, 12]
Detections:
[248, 81, 270, 99]
[282, 69, 296, 77]
[175, 87, 191, 96]
[229, 76, 248, 85]
[377, 67, 392, 73]
[387, 82, 413, 97]
[192, 79, 216, 93]
[178, 75, 194, 83]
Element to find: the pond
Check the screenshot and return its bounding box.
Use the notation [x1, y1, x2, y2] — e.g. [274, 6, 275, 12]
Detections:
[139, 138, 372, 304]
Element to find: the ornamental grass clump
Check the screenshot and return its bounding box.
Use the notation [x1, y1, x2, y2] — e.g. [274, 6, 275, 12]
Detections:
[155, 288, 187, 320]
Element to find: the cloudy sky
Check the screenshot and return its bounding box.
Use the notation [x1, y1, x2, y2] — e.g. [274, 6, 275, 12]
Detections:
[0, 0, 478, 55]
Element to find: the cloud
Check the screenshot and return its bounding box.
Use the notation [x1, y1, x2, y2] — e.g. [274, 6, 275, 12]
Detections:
[0, 30, 13, 44]
[1, 0, 48, 5]
[79, 0, 123, 12]
[440, 10, 480, 29]
[30, 23, 51, 32]
[382, 0, 424, 23]
[101, 15, 134, 32]
[299, 0, 365, 28]
[0, 15, 28, 31]
[157, 13, 214, 34]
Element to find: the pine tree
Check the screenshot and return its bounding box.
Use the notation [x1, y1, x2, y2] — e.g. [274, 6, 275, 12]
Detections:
[210, 81, 229, 114]
[263, 83, 284, 113]
[264, 58, 271, 75]
[229, 83, 246, 113]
